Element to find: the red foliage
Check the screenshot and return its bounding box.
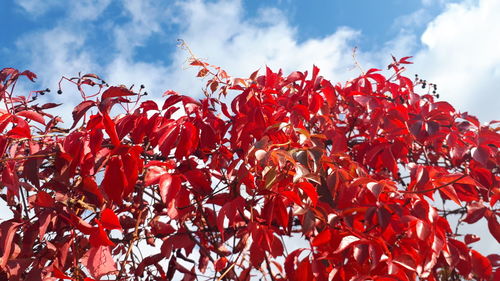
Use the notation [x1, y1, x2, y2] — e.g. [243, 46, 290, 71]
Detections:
[0, 57, 498, 280]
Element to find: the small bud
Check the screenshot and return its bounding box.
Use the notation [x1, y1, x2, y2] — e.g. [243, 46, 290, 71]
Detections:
[144, 92, 148, 96]
[140, 84, 145, 89]
[57, 90, 63, 95]
[40, 92, 45, 95]
[45, 88, 50, 92]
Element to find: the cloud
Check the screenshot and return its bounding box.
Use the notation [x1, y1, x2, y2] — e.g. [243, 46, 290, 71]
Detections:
[411, 0, 500, 122]
[15, 0, 112, 20]
[16, 27, 96, 87]
[14, 0, 63, 16]
[12, 0, 362, 103]
[112, 0, 171, 57]
[165, 0, 361, 96]
[68, 0, 113, 21]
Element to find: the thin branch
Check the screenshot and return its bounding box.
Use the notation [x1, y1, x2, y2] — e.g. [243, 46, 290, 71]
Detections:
[402, 174, 467, 194]
[117, 209, 145, 279]
[0, 153, 56, 163]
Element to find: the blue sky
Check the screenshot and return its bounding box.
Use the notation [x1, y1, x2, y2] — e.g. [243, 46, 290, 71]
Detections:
[1, 0, 499, 254]
[2, 0, 499, 123]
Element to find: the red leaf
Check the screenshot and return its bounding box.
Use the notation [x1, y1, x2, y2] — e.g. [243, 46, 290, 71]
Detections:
[150, 221, 175, 236]
[34, 191, 55, 208]
[175, 122, 199, 159]
[183, 169, 211, 195]
[16, 110, 45, 125]
[366, 182, 383, 199]
[296, 258, 313, 280]
[71, 100, 96, 129]
[415, 220, 431, 240]
[296, 182, 318, 206]
[39, 102, 62, 109]
[472, 145, 490, 166]
[217, 197, 245, 240]
[334, 235, 360, 253]
[145, 166, 166, 186]
[309, 93, 322, 113]
[8, 117, 31, 139]
[80, 246, 118, 279]
[464, 234, 480, 245]
[0, 113, 13, 132]
[52, 266, 72, 279]
[399, 56, 413, 64]
[280, 190, 303, 206]
[89, 222, 115, 247]
[121, 146, 142, 196]
[102, 86, 135, 99]
[462, 202, 486, 224]
[393, 253, 416, 271]
[321, 80, 336, 107]
[439, 184, 462, 206]
[82, 176, 104, 204]
[0, 221, 22, 270]
[470, 250, 492, 280]
[292, 104, 310, 121]
[157, 124, 179, 155]
[214, 257, 227, 272]
[162, 94, 182, 110]
[312, 229, 331, 246]
[486, 211, 500, 243]
[102, 156, 126, 203]
[285, 71, 304, 84]
[1, 161, 19, 197]
[69, 213, 94, 235]
[139, 100, 158, 112]
[20, 70, 37, 81]
[284, 248, 306, 278]
[102, 113, 120, 147]
[100, 208, 122, 230]
[159, 173, 181, 204]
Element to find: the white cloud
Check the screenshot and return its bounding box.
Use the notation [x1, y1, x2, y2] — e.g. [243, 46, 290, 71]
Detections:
[164, 0, 361, 96]
[69, 0, 113, 21]
[411, 0, 500, 122]
[104, 57, 171, 97]
[16, 27, 96, 87]
[111, 0, 171, 57]
[15, 0, 111, 20]
[15, 0, 62, 16]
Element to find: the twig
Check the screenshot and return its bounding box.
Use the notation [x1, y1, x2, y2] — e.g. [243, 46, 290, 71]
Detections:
[19, 187, 30, 219]
[351, 47, 365, 75]
[402, 174, 467, 194]
[0, 153, 56, 163]
[217, 262, 236, 281]
[117, 209, 145, 279]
